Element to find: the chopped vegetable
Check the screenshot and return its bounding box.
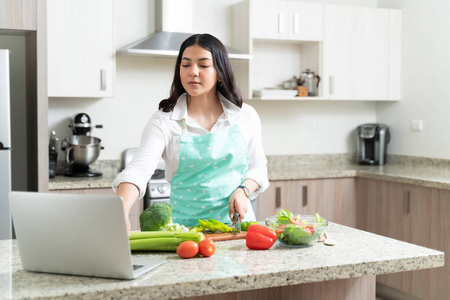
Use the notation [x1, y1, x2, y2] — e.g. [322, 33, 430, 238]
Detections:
[129, 231, 204, 251]
[280, 225, 315, 245]
[289, 216, 303, 225]
[198, 219, 235, 233]
[276, 209, 293, 224]
[160, 223, 192, 232]
[139, 202, 174, 231]
[241, 221, 258, 231]
[272, 210, 327, 246]
[190, 225, 206, 232]
[245, 224, 277, 250]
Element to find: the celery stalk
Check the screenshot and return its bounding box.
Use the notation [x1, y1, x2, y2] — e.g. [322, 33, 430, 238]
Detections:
[129, 231, 204, 251]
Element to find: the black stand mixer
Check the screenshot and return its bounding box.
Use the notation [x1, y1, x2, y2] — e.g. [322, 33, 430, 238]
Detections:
[61, 113, 104, 177]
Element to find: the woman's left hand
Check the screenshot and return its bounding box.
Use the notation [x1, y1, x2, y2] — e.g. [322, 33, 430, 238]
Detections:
[228, 188, 248, 224]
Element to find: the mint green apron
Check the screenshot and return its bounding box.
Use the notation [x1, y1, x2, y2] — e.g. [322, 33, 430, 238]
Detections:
[170, 118, 249, 227]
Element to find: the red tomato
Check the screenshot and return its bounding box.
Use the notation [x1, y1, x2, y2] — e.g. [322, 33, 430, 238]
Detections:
[289, 216, 303, 225]
[275, 225, 286, 234]
[304, 225, 315, 235]
[176, 241, 199, 259]
[198, 239, 216, 257]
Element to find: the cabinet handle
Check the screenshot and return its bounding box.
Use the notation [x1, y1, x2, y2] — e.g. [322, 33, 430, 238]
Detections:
[302, 185, 308, 207]
[404, 190, 410, 214]
[293, 13, 299, 35]
[100, 69, 107, 91]
[278, 13, 285, 34]
[329, 75, 334, 95]
[275, 187, 281, 208]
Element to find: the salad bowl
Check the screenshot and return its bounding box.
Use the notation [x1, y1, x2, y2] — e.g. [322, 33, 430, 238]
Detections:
[265, 211, 328, 248]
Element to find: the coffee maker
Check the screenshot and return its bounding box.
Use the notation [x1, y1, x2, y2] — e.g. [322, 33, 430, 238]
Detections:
[356, 124, 390, 165]
[61, 113, 104, 177]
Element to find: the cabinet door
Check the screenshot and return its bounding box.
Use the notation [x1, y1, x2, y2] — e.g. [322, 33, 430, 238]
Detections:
[258, 178, 356, 227]
[251, 1, 290, 40]
[0, 0, 36, 30]
[322, 5, 401, 100]
[289, 2, 323, 41]
[47, 0, 114, 97]
[257, 180, 310, 219]
[357, 179, 449, 299]
[251, 1, 323, 41]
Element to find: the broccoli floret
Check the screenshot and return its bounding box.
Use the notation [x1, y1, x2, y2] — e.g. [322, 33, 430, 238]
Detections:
[139, 202, 173, 231]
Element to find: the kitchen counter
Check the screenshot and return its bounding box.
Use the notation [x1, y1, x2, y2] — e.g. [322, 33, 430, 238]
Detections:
[0, 222, 444, 300]
[49, 154, 450, 191]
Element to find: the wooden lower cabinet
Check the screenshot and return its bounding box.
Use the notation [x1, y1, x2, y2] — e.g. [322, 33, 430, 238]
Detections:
[50, 188, 143, 231]
[257, 178, 356, 227]
[356, 178, 449, 300]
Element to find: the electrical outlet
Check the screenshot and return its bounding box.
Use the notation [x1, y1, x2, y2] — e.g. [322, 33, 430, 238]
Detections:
[410, 120, 423, 132]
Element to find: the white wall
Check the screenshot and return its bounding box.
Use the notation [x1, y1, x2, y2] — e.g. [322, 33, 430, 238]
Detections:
[49, 0, 450, 162]
[377, 0, 450, 159]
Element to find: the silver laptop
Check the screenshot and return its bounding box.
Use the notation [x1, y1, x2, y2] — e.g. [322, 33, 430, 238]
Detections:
[9, 191, 165, 280]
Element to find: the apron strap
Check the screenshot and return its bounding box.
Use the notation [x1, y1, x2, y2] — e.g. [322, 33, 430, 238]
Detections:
[181, 118, 187, 136]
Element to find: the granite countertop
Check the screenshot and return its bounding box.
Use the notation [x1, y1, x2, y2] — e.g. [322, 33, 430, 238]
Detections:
[49, 154, 450, 191]
[0, 223, 444, 300]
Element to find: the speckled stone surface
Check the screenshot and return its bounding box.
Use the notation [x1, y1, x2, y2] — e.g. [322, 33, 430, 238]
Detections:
[266, 154, 450, 190]
[0, 223, 443, 300]
[48, 154, 450, 191]
[48, 160, 121, 190]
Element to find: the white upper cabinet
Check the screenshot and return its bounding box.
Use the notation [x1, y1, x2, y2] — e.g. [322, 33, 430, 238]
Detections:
[251, 1, 323, 42]
[232, 1, 401, 101]
[322, 5, 401, 101]
[47, 0, 115, 98]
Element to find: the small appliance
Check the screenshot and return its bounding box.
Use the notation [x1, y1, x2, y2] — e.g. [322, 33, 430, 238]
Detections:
[298, 69, 320, 96]
[61, 113, 103, 177]
[356, 123, 390, 165]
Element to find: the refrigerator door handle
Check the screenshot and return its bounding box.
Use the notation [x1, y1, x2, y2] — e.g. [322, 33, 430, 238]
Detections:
[0, 143, 12, 150]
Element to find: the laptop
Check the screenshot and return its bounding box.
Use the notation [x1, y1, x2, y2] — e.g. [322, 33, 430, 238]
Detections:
[9, 191, 165, 280]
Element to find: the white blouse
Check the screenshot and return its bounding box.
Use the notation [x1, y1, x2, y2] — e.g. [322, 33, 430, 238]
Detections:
[112, 93, 269, 200]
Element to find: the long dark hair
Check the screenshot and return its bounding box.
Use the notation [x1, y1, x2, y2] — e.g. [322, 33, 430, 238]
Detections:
[159, 33, 243, 112]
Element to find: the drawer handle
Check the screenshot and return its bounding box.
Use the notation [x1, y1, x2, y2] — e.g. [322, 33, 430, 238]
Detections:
[275, 187, 281, 208]
[293, 13, 299, 35]
[100, 69, 107, 91]
[329, 75, 334, 95]
[278, 13, 285, 34]
[302, 185, 308, 207]
[404, 190, 410, 214]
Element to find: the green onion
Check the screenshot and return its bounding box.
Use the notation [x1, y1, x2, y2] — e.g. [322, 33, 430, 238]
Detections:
[129, 231, 204, 251]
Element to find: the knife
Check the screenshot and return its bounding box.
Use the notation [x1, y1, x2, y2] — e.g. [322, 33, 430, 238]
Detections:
[234, 208, 241, 233]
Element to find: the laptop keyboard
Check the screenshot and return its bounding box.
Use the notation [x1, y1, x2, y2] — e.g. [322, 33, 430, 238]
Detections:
[133, 264, 144, 271]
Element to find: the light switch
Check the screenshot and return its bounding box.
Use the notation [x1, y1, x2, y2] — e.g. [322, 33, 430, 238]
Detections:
[410, 120, 423, 132]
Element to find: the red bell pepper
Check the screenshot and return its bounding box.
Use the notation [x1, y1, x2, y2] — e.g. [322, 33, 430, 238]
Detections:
[245, 224, 277, 250]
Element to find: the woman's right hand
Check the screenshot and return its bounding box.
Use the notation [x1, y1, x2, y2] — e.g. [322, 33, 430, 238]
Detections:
[116, 183, 140, 235]
[124, 216, 131, 236]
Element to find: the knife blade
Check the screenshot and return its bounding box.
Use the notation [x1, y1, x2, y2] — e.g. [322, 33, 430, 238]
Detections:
[234, 208, 241, 233]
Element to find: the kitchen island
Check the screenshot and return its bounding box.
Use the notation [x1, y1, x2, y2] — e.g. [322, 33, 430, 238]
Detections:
[0, 222, 444, 300]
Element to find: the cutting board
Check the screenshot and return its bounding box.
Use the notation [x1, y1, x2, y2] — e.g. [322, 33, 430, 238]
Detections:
[204, 231, 247, 241]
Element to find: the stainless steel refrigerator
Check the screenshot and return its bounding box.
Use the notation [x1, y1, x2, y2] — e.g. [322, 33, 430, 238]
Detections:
[0, 49, 12, 240]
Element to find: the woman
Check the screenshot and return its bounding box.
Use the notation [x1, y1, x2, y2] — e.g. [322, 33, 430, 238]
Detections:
[113, 33, 269, 233]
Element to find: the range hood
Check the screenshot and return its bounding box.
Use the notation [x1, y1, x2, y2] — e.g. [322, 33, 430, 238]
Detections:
[117, 0, 251, 60]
